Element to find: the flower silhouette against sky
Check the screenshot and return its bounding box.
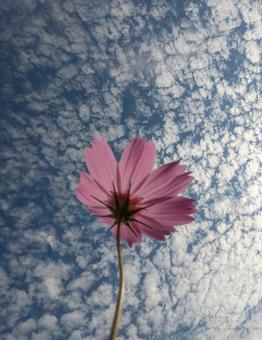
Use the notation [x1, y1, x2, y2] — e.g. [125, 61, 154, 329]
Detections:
[76, 137, 196, 246]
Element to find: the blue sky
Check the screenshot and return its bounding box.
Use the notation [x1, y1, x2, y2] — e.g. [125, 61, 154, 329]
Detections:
[0, 0, 262, 339]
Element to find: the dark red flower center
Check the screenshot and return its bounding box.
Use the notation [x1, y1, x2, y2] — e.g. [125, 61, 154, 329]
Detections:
[111, 193, 134, 223]
[91, 182, 155, 236]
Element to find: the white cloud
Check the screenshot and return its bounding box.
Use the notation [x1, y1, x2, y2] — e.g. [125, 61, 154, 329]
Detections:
[38, 314, 58, 330]
[245, 40, 261, 64]
[60, 310, 86, 330]
[44, 277, 61, 298]
[155, 64, 174, 88]
[33, 262, 71, 299]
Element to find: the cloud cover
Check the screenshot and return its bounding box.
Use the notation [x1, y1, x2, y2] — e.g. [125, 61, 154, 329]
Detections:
[0, 0, 261, 339]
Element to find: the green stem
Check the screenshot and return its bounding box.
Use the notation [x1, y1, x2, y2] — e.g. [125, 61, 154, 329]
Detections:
[109, 221, 125, 340]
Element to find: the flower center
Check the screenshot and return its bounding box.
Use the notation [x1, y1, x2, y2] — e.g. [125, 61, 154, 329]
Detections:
[90, 182, 155, 236]
[112, 193, 134, 223]
[107, 188, 155, 236]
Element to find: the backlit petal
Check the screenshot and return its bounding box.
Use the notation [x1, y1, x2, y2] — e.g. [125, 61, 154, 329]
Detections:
[119, 138, 156, 194]
[132, 215, 174, 240]
[141, 197, 196, 226]
[135, 160, 190, 198]
[111, 222, 141, 247]
[85, 137, 117, 193]
[75, 172, 113, 215]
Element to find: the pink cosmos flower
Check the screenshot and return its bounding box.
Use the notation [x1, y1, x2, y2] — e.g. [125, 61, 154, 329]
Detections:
[75, 137, 196, 247]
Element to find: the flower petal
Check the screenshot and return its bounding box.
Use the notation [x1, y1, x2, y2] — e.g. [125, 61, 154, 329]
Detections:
[135, 160, 191, 198]
[111, 222, 142, 247]
[119, 138, 156, 194]
[75, 172, 113, 214]
[85, 137, 117, 193]
[98, 216, 115, 226]
[132, 214, 175, 240]
[76, 187, 111, 218]
[141, 197, 196, 226]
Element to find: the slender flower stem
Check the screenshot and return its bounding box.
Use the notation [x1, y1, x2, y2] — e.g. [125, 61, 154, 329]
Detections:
[109, 221, 125, 340]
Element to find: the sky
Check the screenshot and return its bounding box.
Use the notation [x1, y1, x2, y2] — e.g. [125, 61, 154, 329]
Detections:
[0, 0, 262, 339]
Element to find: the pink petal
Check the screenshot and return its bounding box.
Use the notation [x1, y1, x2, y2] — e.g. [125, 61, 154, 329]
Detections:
[132, 214, 175, 240]
[75, 187, 110, 215]
[80, 172, 109, 200]
[111, 222, 142, 247]
[98, 216, 115, 226]
[147, 197, 196, 213]
[75, 172, 113, 215]
[168, 173, 194, 197]
[119, 138, 156, 194]
[138, 195, 173, 208]
[85, 138, 117, 194]
[135, 160, 189, 198]
[141, 197, 196, 226]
